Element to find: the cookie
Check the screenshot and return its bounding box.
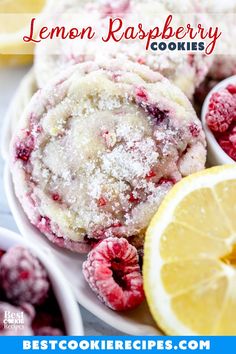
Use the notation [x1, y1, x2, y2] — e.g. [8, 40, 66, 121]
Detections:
[34, 0, 212, 98]
[11, 60, 206, 252]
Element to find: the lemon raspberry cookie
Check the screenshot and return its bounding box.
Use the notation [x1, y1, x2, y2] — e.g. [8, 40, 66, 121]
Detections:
[11, 60, 206, 252]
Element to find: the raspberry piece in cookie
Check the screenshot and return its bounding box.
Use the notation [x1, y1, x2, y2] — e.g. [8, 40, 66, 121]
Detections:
[217, 129, 236, 162]
[206, 89, 236, 132]
[0, 246, 49, 305]
[83, 237, 144, 311]
[227, 84, 236, 95]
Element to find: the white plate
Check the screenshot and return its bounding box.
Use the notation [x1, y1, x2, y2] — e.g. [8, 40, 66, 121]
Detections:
[4, 164, 160, 335]
[0, 226, 84, 335]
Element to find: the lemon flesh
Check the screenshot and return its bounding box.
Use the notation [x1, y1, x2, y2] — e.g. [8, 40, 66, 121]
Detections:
[144, 165, 236, 335]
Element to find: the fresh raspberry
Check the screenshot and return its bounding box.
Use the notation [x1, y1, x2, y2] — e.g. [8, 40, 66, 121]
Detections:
[83, 237, 144, 311]
[34, 326, 64, 336]
[0, 302, 34, 335]
[0, 246, 49, 305]
[228, 149, 236, 161]
[206, 89, 236, 133]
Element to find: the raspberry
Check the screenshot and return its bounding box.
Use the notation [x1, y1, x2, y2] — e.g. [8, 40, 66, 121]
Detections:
[83, 237, 144, 311]
[128, 193, 140, 204]
[101, 130, 116, 148]
[229, 127, 236, 149]
[189, 123, 200, 138]
[0, 246, 49, 305]
[34, 326, 64, 336]
[227, 84, 236, 95]
[98, 197, 107, 207]
[145, 104, 169, 124]
[194, 79, 218, 106]
[206, 89, 236, 133]
[15, 134, 34, 163]
[217, 131, 236, 161]
[135, 87, 148, 101]
[15, 144, 32, 162]
[0, 302, 34, 335]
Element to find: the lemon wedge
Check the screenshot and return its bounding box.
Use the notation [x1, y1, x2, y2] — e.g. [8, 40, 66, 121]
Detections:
[0, 0, 46, 67]
[144, 165, 236, 335]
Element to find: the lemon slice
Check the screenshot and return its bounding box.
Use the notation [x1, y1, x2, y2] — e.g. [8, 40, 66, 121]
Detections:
[144, 165, 236, 335]
[0, 0, 46, 67]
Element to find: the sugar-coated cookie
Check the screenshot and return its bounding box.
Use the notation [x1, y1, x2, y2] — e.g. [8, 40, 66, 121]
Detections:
[11, 60, 206, 252]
